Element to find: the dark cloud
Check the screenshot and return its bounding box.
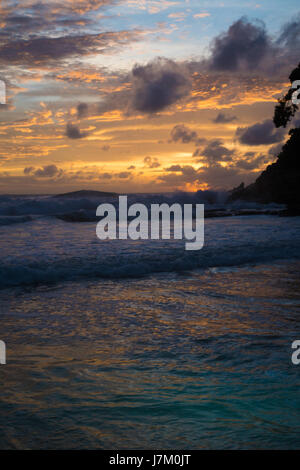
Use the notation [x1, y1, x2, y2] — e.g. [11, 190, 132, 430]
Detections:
[235, 119, 286, 145]
[212, 112, 237, 123]
[208, 18, 273, 72]
[131, 58, 191, 114]
[277, 14, 300, 49]
[23, 166, 35, 175]
[67, 15, 300, 120]
[0, 0, 144, 69]
[24, 164, 63, 178]
[194, 139, 235, 163]
[0, 1, 116, 39]
[205, 16, 300, 77]
[66, 123, 88, 139]
[268, 142, 284, 157]
[117, 171, 131, 179]
[0, 31, 142, 66]
[170, 124, 206, 145]
[94, 59, 190, 117]
[234, 154, 268, 170]
[164, 165, 183, 172]
[101, 145, 110, 151]
[77, 103, 89, 118]
[170, 124, 198, 143]
[158, 165, 199, 185]
[197, 164, 243, 189]
[99, 172, 113, 179]
[159, 162, 249, 189]
[144, 156, 161, 168]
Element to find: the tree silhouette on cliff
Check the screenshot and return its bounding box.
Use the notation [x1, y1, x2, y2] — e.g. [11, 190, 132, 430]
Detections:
[230, 63, 300, 209]
[273, 63, 300, 128]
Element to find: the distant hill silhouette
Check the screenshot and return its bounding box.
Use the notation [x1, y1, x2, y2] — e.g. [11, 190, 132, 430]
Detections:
[53, 190, 118, 199]
[230, 63, 300, 212]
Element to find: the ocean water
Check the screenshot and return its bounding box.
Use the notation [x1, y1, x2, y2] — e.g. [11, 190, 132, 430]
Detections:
[0, 194, 300, 449]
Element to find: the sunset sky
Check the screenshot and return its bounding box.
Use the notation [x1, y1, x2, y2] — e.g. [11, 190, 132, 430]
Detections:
[0, 0, 299, 193]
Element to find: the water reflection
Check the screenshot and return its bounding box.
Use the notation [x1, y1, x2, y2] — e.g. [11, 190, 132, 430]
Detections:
[0, 261, 300, 449]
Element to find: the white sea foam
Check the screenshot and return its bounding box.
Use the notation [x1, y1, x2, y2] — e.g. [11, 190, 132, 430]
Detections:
[0, 211, 299, 288]
[0, 192, 284, 221]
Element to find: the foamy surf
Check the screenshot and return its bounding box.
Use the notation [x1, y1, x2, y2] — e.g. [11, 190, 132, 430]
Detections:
[0, 214, 299, 288]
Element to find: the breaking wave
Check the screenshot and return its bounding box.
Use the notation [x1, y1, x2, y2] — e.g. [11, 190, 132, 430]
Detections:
[0, 191, 284, 223]
[1, 220, 300, 288]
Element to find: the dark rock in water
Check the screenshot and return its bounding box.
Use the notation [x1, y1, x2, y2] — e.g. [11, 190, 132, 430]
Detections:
[0, 215, 33, 226]
[205, 208, 284, 218]
[56, 211, 97, 222]
[53, 190, 117, 199]
[205, 209, 232, 218]
[56, 207, 285, 223]
[279, 207, 300, 217]
[229, 128, 300, 211]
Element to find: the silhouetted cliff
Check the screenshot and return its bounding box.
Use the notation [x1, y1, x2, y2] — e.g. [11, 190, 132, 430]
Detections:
[230, 63, 300, 212]
[230, 128, 300, 209]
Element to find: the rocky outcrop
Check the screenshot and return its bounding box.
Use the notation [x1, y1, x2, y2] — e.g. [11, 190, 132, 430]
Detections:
[229, 128, 300, 211]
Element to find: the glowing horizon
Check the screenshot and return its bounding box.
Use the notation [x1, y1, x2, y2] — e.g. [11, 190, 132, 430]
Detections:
[0, 0, 299, 193]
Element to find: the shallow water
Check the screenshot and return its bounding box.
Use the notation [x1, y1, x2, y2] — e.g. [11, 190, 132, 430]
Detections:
[1, 260, 300, 449]
[1, 211, 300, 449]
